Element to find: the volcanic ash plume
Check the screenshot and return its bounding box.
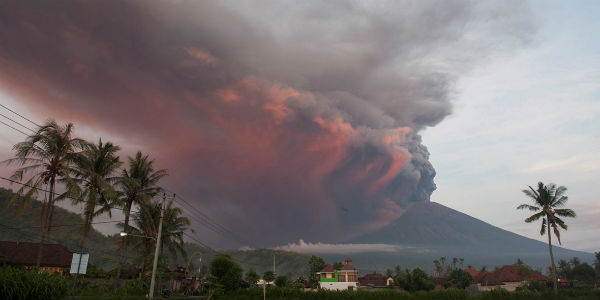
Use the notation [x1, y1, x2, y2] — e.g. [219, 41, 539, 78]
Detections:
[0, 0, 536, 246]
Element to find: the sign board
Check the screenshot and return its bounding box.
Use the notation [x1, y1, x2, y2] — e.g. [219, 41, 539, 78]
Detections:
[70, 253, 89, 274]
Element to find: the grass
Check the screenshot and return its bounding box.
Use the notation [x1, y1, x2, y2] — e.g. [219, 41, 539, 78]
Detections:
[0, 267, 68, 300]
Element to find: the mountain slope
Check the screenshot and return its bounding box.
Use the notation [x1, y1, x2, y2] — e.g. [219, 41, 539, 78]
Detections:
[344, 201, 593, 271]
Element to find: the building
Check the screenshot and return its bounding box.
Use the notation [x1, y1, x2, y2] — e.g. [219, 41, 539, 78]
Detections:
[318, 257, 359, 290]
[466, 265, 548, 292]
[0, 241, 73, 274]
[358, 272, 394, 289]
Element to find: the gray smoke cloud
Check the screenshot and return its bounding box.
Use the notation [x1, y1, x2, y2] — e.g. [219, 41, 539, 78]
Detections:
[0, 0, 536, 247]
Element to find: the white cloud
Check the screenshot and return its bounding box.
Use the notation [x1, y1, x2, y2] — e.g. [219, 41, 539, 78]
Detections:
[273, 240, 425, 254]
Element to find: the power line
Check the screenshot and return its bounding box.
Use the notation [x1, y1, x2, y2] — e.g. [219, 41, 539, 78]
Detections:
[0, 103, 40, 127]
[0, 119, 29, 136]
[0, 112, 36, 133]
[164, 189, 256, 248]
[0, 219, 125, 230]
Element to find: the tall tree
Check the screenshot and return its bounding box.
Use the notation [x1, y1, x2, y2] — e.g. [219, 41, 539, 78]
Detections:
[121, 198, 190, 272]
[71, 139, 122, 249]
[3, 120, 87, 269]
[308, 255, 325, 288]
[114, 152, 167, 289]
[517, 181, 576, 296]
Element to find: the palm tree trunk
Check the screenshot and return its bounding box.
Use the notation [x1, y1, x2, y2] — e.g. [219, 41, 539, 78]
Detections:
[114, 201, 132, 292]
[547, 218, 558, 296]
[36, 177, 55, 270]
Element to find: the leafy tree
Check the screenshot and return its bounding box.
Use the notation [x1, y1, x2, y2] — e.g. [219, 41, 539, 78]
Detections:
[308, 255, 325, 288]
[245, 269, 259, 285]
[115, 152, 167, 289]
[394, 265, 402, 277]
[209, 253, 242, 291]
[292, 276, 307, 289]
[517, 181, 576, 296]
[570, 263, 596, 283]
[394, 270, 410, 289]
[263, 270, 276, 282]
[275, 275, 288, 287]
[385, 268, 393, 277]
[3, 120, 87, 269]
[71, 139, 122, 250]
[569, 257, 581, 267]
[595, 252, 600, 277]
[404, 268, 434, 292]
[558, 259, 571, 279]
[333, 261, 343, 269]
[445, 269, 473, 289]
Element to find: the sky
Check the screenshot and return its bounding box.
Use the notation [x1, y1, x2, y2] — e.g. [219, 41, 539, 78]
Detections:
[0, 1, 597, 252]
[423, 0, 600, 253]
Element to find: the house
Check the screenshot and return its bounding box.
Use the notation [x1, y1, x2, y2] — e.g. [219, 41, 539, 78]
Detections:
[358, 272, 393, 289]
[466, 265, 547, 292]
[318, 257, 359, 290]
[0, 241, 73, 274]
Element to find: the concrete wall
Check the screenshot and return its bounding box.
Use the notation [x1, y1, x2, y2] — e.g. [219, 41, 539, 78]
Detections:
[319, 281, 359, 291]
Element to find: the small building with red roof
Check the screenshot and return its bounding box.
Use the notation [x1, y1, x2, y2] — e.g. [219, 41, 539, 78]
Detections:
[466, 265, 548, 292]
[0, 241, 73, 275]
[318, 257, 359, 290]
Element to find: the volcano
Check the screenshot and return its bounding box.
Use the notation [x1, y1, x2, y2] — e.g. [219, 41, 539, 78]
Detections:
[319, 202, 594, 272]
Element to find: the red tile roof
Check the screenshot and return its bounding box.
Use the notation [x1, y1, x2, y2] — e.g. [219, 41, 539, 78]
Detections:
[474, 271, 502, 286]
[492, 265, 547, 282]
[340, 263, 356, 271]
[465, 268, 480, 279]
[320, 264, 335, 273]
[358, 274, 386, 287]
[0, 241, 73, 268]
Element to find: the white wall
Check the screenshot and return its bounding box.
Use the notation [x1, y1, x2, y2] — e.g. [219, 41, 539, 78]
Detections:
[319, 281, 359, 291]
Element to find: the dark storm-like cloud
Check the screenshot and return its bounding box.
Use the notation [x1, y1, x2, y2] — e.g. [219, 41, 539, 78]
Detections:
[0, 1, 536, 246]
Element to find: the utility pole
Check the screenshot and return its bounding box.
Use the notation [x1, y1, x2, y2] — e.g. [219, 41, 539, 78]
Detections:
[273, 254, 276, 274]
[149, 193, 167, 299]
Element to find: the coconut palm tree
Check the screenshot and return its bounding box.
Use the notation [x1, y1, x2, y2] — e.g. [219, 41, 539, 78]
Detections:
[517, 182, 576, 296]
[114, 152, 167, 289]
[71, 139, 122, 249]
[119, 198, 191, 274]
[3, 120, 87, 269]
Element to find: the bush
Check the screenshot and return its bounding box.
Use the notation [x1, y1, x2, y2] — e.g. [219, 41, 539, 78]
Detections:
[0, 267, 68, 300]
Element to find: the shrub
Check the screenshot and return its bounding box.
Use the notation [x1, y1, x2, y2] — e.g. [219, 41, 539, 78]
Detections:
[0, 267, 68, 300]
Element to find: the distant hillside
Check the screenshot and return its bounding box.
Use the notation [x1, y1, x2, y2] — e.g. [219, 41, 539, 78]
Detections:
[0, 187, 310, 276]
[0, 187, 123, 270]
[182, 243, 311, 278]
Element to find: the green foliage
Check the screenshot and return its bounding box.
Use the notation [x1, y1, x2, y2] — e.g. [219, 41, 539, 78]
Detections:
[0, 267, 68, 300]
[221, 286, 471, 299]
[445, 269, 473, 289]
[210, 253, 243, 291]
[245, 269, 260, 285]
[263, 270, 275, 282]
[570, 263, 596, 283]
[308, 255, 326, 288]
[332, 261, 343, 270]
[275, 275, 289, 287]
[395, 268, 434, 292]
[408, 268, 434, 292]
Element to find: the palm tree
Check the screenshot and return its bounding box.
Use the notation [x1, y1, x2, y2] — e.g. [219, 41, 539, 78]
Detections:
[114, 152, 167, 289]
[71, 139, 122, 249]
[3, 120, 87, 269]
[517, 181, 576, 296]
[120, 198, 191, 274]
